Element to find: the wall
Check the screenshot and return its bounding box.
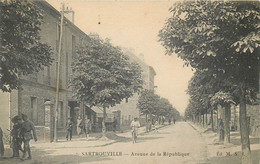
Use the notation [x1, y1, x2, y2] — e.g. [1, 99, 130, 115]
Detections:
[0, 92, 11, 143]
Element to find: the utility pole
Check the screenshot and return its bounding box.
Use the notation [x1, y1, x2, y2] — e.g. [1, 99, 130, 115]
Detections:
[54, 3, 64, 142]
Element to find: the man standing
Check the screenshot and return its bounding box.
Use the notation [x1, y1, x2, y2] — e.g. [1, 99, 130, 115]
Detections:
[66, 117, 73, 141]
[11, 116, 24, 158]
[21, 114, 37, 160]
[130, 118, 140, 138]
[113, 116, 117, 132]
[84, 118, 90, 140]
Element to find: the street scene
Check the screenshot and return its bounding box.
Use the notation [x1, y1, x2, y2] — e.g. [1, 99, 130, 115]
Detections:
[0, 0, 259, 164]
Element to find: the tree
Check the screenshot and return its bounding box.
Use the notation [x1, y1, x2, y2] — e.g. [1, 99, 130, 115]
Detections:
[137, 89, 160, 122]
[70, 36, 143, 138]
[211, 91, 235, 144]
[137, 90, 180, 126]
[159, 1, 259, 163]
[0, 0, 53, 92]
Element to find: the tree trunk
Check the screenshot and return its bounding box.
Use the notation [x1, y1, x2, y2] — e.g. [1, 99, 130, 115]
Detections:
[145, 113, 148, 132]
[206, 110, 208, 128]
[211, 109, 214, 131]
[102, 105, 106, 137]
[219, 118, 224, 142]
[202, 113, 205, 127]
[217, 108, 219, 130]
[239, 84, 252, 164]
[223, 105, 230, 145]
[234, 106, 237, 131]
[218, 106, 224, 142]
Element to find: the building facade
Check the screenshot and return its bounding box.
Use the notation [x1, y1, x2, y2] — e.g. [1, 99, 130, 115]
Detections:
[0, 1, 90, 141]
[108, 49, 156, 127]
[0, 1, 156, 141]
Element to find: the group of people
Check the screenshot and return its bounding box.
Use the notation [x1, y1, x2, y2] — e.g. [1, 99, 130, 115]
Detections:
[65, 116, 92, 141]
[0, 114, 37, 160]
[77, 117, 92, 139]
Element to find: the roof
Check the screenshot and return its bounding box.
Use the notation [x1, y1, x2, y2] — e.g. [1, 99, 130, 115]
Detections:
[89, 106, 114, 118]
[33, 0, 90, 40]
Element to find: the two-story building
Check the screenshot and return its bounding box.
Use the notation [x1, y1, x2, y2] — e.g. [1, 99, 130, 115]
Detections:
[0, 1, 90, 142]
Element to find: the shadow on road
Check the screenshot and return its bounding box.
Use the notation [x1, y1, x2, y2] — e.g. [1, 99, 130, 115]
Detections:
[0, 148, 112, 164]
[230, 137, 260, 146]
[93, 134, 163, 147]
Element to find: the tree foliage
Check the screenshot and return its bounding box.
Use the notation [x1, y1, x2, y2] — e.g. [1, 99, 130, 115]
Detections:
[0, 0, 53, 92]
[70, 36, 143, 108]
[159, 1, 259, 93]
[159, 1, 259, 162]
[137, 89, 180, 120]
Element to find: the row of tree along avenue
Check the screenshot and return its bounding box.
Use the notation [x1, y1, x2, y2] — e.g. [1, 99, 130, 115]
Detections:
[159, 1, 259, 164]
[137, 89, 180, 129]
[69, 36, 143, 139]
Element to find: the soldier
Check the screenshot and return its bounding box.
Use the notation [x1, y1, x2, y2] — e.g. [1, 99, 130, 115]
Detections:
[21, 114, 37, 160]
[11, 116, 24, 158]
[66, 117, 73, 141]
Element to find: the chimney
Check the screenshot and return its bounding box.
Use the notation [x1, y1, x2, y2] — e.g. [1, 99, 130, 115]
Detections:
[62, 5, 75, 24]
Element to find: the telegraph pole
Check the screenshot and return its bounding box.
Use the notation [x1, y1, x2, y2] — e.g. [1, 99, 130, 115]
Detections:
[54, 3, 64, 142]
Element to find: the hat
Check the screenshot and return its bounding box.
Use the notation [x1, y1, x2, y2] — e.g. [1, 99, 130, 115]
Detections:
[11, 115, 22, 123]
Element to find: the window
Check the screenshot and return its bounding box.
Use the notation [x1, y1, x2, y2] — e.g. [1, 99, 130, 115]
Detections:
[56, 23, 61, 53]
[58, 101, 64, 127]
[31, 97, 38, 125]
[72, 35, 76, 56]
[66, 53, 69, 87]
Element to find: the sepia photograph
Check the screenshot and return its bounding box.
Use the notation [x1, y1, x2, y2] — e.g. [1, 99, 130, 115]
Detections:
[0, 0, 259, 163]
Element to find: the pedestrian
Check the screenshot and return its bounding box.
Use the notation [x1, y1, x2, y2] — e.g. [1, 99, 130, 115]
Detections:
[77, 116, 82, 136]
[84, 118, 90, 140]
[154, 120, 159, 133]
[11, 116, 24, 158]
[168, 118, 171, 125]
[113, 116, 117, 132]
[130, 117, 140, 143]
[79, 118, 85, 136]
[173, 119, 176, 124]
[0, 127, 4, 157]
[66, 117, 73, 141]
[21, 114, 37, 160]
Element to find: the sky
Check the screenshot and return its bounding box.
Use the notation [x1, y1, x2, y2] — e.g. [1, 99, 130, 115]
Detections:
[47, 0, 194, 115]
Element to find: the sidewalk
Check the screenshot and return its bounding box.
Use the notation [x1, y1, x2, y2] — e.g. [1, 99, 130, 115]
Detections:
[188, 122, 260, 164]
[1, 123, 168, 158]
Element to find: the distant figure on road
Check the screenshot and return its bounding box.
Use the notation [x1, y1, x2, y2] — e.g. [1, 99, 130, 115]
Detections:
[168, 119, 171, 125]
[130, 117, 140, 143]
[173, 119, 176, 124]
[0, 127, 4, 157]
[154, 120, 159, 133]
[84, 118, 90, 140]
[21, 114, 37, 160]
[113, 116, 117, 132]
[66, 117, 73, 141]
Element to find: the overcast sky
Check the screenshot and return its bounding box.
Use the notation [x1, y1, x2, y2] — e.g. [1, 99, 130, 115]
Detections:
[47, 0, 194, 115]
